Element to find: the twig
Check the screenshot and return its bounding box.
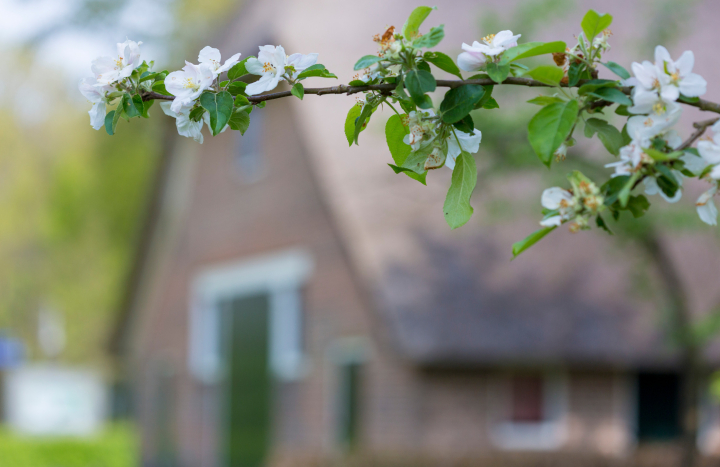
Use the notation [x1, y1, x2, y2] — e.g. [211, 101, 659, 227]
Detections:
[677, 117, 720, 151]
[140, 79, 720, 116]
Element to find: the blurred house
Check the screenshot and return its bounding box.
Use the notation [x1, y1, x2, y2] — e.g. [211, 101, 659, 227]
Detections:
[111, 0, 720, 466]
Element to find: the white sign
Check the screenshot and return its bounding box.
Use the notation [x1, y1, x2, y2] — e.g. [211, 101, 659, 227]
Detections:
[4, 365, 107, 436]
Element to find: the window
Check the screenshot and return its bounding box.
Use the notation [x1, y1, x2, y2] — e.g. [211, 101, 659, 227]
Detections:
[490, 372, 567, 450]
[336, 361, 362, 448]
[233, 108, 264, 183]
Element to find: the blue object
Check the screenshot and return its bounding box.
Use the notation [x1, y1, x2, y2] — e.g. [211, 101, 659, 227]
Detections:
[0, 336, 24, 369]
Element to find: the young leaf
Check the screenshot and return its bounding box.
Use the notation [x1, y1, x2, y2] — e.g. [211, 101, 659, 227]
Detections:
[581, 10, 613, 43]
[577, 79, 617, 95]
[568, 62, 583, 87]
[512, 226, 556, 259]
[596, 214, 613, 234]
[481, 97, 499, 109]
[453, 114, 475, 134]
[527, 96, 565, 105]
[405, 69, 436, 103]
[352, 102, 376, 144]
[500, 41, 566, 64]
[626, 195, 650, 218]
[401, 144, 434, 174]
[291, 83, 304, 100]
[413, 24, 445, 48]
[588, 87, 632, 106]
[439, 85, 485, 123]
[524, 65, 564, 86]
[344, 104, 362, 146]
[388, 164, 427, 185]
[199, 91, 234, 136]
[141, 99, 154, 118]
[296, 64, 337, 80]
[151, 81, 173, 96]
[227, 56, 254, 80]
[104, 110, 116, 136]
[486, 62, 510, 84]
[618, 172, 641, 207]
[228, 111, 251, 135]
[402, 6, 435, 39]
[584, 118, 623, 155]
[354, 55, 383, 70]
[527, 99, 579, 167]
[443, 152, 477, 229]
[385, 114, 411, 165]
[227, 81, 247, 96]
[602, 61, 630, 80]
[122, 93, 143, 118]
[189, 106, 205, 122]
[423, 51, 463, 79]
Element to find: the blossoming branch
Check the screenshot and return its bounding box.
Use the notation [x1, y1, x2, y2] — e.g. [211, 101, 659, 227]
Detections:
[78, 7, 720, 257]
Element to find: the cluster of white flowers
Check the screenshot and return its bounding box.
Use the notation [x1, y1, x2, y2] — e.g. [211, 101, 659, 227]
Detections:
[403, 110, 482, 170]
[456, 30, 521, 72]
[78, 39, 143, 130]
[610, 45, 713, 221]
[540, 173, 604, 231]
[244, 45, 318, 95]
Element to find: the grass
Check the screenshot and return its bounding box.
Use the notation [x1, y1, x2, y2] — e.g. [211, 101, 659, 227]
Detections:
[0, 422, 137, 467]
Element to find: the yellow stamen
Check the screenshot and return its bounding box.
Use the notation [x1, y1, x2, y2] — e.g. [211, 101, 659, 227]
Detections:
[262, 62, 275, 73]
[482, 33, 495, 45]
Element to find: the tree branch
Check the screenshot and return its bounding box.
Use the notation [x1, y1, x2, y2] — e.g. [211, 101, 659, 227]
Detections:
[677, 117, 720, 151]
[140, 79, 720, 115]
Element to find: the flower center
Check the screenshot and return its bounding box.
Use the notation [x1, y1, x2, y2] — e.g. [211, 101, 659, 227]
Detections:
[670, 71, 680, 83]
[114, 57, 124, 69]
[183, 78, 199, 91]
[652, 102, 666, 115]
[482, 34, 495, 45]
[651, 78, 660, 89]
[262, 62, 276, 73]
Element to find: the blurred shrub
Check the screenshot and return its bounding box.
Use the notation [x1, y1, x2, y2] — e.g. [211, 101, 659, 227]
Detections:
[0, 423, 137, 467]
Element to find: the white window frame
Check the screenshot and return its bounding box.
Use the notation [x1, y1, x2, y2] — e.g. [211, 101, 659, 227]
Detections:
[489, 372, 568, 450]
[188, 248, 313, 384]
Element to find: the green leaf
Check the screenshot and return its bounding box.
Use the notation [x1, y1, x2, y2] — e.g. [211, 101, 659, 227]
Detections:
[189, 106, 205, 122]
[644, 148, 682, 162]
[486, 62, 510, 84]
[568, 62, 583, 87]
[473, 84, 494, 109]
[581, 10, 613, 43]
[439, 85, 485, 123]
[104, 110, 116, 135]
[626, 195, 650, 218]
[588, 87, 632, 106]
[352, 103, 376, 145]
[141, 99, 154, 118]
[512, 226, 556, 259]
[234, 94, 250, 107]
[291, 83, 304, 100]
[618, 172, 641, 207]
[344, 104, 362, 146]
[151, 81, 172, 96]
[413, 24, 444, 48]
[527, 99, 579, 167]
[679, 95, 700, 104]
[443, 152, 477, 229]
[527, 96, 565, 105]
[453, 114, 475, 134]
[405, 70, 436, 106]
[602, 61, 630, 80]
[401, 144, 434, 174]
[388, 164, 427, 185]
[577, 79, 617, 95]
[524, 65, 564, 86]
[227, 81, 247, 96]
[402, 6, 435, 39]
[122, 93, 143, 118]
[228, 110, 251, 135]
[296, 64, 337, 80]
[481, 97, 499, 109]
[596, 214, 613, 234]
[385, 114, 412, 165]
[228, 56, 254, 80]
[354, 55, 383, 71]
[417, 60, 431, 73]
[584, 118, 623, 155]
[500, 41, 567, 64]
[199, 91, 234, 136]
[423, 51, 462, 79]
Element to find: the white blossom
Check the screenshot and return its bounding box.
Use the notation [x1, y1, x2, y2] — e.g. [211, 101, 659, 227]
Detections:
[654, 46, 707, 98]
[165, 61, 215, 112]
[605, 141, 647, 177]
[540, 187, 575, 227]
[198, 46, 241, 78]
[160, 102, 204, 144]
[245, 45, 318, 95]
[642, 171, 683, 203]
[457, 30, 521, 71]
[91, 39, 143, 86]
[625, 61, 679, 115]
[445, 129, 482, 170]
[626, 107, 682, 146]
[697, 185, 718, 226]
[78, 76, 112, 130]
[403, 110, 437, 150]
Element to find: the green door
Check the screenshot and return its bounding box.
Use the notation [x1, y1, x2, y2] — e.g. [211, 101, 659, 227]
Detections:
[222, 294, 271, 467]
